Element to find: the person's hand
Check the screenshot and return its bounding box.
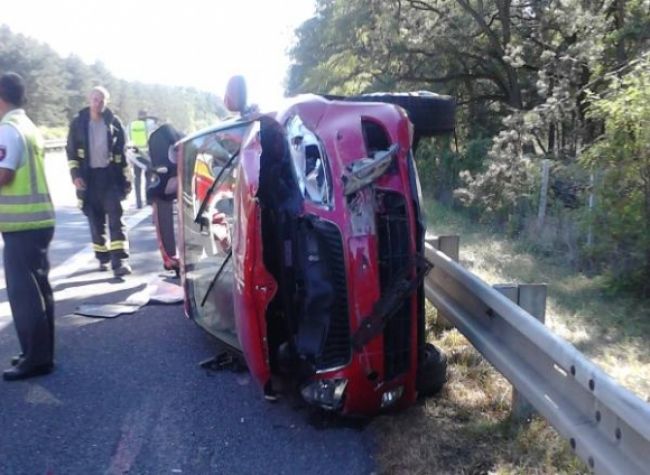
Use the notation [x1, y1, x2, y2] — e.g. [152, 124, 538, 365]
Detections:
[125, 147, 137, 165]
[73, 177, 86, 190]
[211, 212, 231, 253]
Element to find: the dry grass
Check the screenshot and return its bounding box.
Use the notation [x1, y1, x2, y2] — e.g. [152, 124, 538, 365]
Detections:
[372, 309, 588, 474]
[371, 200, 650, 474]
[432, 203, 650, 400]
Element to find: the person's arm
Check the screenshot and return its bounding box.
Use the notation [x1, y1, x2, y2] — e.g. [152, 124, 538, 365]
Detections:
[113, 116, 127, 163]
[113, 116, 132, 193]
[66, 117, 85, 190]
[0, 168, 15, 186]
[0, 124, 22, 187]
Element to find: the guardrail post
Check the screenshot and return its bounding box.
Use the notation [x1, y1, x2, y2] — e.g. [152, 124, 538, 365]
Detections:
[425, 235, 459, 329]
[494, 283, 547, 422]
[43, 138, 67, 153]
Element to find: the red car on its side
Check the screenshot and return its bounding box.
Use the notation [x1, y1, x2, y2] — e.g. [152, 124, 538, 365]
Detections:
[176, 77, 454, 416]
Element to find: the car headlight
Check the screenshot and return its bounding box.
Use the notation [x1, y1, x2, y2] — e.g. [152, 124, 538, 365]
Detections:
[300, 379, 348, 411]
[381, 385, 404, 408]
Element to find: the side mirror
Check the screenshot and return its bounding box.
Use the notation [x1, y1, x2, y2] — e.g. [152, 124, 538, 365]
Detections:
[224, 75, 247, 113]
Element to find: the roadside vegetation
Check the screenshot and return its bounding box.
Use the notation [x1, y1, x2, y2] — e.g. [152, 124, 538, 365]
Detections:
[370, 198, 649, 474]
[423, 199, 650, 400]
[38, 126, 68, 140]
[0, 25, 225, 131]
[288, 0, 650, 298]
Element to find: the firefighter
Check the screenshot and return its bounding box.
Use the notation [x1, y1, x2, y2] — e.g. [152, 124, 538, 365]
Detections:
[66, 86, 133, 277]
[0, 72, 55, 381]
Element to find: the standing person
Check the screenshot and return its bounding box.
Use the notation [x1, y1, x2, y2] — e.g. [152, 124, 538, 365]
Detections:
[147, 122, 184, 273]
[127, 110, 154, 209]
[0, 72, 55, 381]
[66, 86, 132, 277]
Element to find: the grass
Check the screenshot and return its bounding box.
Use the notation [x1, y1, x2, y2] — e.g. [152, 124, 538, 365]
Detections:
[38, 125, 68, 140]
[371, 199, 650, 474]
[424, 200, 650, 400]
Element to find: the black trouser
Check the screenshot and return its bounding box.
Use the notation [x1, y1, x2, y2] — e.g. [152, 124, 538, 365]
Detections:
[133, 165, 144, 209]
[83, 168, 129, 268]
[2, 227, 55, 367]
[132, 160, 152, 209]
[154, 199, 177, 259]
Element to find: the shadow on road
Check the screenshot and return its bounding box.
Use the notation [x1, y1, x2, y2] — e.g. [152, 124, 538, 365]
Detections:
[52, 276, 120, 292]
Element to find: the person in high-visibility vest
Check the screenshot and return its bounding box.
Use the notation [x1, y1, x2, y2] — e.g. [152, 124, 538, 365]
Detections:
[67, 86, 132, 277]
[0, 72, 55, 381]
[127, 110, 155, 209]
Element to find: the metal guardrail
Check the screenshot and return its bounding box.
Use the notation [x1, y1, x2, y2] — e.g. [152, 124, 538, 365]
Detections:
[43, 138, 66, 151]
[424, 242, 650, 475]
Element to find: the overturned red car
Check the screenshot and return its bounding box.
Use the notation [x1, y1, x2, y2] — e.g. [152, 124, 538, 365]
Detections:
[176, 77, 455, 416]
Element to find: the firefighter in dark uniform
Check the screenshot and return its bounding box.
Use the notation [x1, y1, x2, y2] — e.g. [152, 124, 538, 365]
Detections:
[0, 72, 56, 381]
[66, 86, 132, 277]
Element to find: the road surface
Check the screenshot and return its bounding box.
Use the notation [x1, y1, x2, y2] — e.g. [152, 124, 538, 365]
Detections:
[0, 151, 376, 475]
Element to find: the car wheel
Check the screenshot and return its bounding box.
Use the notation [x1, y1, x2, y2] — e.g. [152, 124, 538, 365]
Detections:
[417, 342, 447, 397]
[345, 92, 456, 136]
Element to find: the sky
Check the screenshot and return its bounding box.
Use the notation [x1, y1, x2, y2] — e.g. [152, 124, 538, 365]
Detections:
[1, 0, 316, 110]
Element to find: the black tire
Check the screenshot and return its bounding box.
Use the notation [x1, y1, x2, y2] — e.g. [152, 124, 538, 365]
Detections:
[417, 342, 447, 397]
[344, 92, 455, 137]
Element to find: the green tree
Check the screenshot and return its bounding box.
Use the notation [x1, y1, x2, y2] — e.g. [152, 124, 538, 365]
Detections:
[0, 25, 226, 132]
[582, 57, 650, 294]
[0, 26, 68, 125]
[64, 55, 93, 120]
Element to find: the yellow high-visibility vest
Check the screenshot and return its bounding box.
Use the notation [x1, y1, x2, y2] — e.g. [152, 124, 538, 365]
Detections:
[0, 110, 55, 232]
[130, 119, 148, 149]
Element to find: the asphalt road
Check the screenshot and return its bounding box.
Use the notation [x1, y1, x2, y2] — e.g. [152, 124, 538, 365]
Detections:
[0, 152, 377, 475]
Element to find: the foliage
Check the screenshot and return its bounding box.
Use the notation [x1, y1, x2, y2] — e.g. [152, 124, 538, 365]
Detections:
[581, 57, 650, 295]
[416, 136, 457, 203]
[288, 0, 650, 294]
[0, 25, 226, 132]
[455, 113, 537, 230]
[417, 134, 489, 205]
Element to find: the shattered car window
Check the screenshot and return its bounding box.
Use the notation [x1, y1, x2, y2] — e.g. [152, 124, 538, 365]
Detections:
[181, 124, 249, 349]
[286, 115, 331, 205]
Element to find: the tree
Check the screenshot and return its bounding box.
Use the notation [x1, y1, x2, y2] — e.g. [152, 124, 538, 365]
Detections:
[64, 56, 93, 121]
[0, 26, 226, 132]
[0, 26, 68, 125]
[581, 56, 650, 294]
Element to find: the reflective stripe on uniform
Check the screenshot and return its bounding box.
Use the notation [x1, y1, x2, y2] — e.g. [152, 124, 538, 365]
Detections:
[93, 244, 108, 252]
[0, 192, 52, 204]
[0, 209, 56, 223]
[109, 240, 129, 251]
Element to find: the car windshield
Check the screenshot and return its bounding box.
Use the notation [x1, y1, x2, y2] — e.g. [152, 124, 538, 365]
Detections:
[286, 115, 331, 205]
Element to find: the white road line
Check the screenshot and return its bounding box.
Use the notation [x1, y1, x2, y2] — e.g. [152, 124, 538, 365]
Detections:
[49, 207, 152, 280]
[0, 207, 153, 330]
